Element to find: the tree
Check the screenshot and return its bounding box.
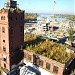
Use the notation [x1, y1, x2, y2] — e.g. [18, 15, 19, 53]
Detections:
[24, 35, 73, 63]
[67, 28, 75, 45]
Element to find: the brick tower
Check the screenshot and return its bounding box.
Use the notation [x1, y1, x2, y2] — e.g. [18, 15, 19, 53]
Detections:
[0, 0, 24, 74]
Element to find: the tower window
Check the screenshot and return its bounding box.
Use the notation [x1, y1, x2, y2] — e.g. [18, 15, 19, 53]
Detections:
[10, 46, 14, 53]
[20, 26, 23, 32]
[21, 17, 22, 20]
[1, 16, 5, 20]
[16, 17, 17, 20]
[2, 55, 6, 62]
[11, 41, 13, 44]
[3, 46, 6, 52]
[10, 27, 13, 34]
[3, 40, 5, 43]
[10, 17, 12, 20]
[2, 27, 5, 33]
[4, 63, 6, 68]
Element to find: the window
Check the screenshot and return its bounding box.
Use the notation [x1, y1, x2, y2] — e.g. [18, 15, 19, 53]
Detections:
[10, 27, 13, 34]
[2, 55, 6, 61]
[1, 16, 5, 20]
[20, 26, 23, 32]
[4, 63, 6, 68]
[3, 40, 5, 43]
[10, 47, 13, 53]
[11, 46, 13, 51]
[53, 66, 58, 74]
[10, 17, 12, 20]
[11, 41, 13, 44]
[46, 62, 50, 70]
[28, 54, 31, 61]
[2, 27, 5, 33]
[16, 17, 17, 20]
[3, 46, 6, 52]
[39, 59, 43, 67]
[21, 17, 22, 20]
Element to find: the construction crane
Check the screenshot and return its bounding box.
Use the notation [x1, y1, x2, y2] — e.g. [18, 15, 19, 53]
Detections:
[50, 0, 56, 31]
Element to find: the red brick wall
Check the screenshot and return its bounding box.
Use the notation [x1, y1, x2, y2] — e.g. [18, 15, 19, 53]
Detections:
[24, 50, 65, 75]
[0, 8, 24, 71]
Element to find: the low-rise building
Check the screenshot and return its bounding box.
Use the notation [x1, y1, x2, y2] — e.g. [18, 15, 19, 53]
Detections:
[20, 48, 75, 75]
[21, 50, 73, 75]
[69, 21, 75, 30]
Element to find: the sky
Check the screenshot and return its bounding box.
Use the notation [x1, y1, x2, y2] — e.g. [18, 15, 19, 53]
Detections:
[0, 0, 75, 15]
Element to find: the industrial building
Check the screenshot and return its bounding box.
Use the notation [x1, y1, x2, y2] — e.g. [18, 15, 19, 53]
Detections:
[0, 0, 24, 75]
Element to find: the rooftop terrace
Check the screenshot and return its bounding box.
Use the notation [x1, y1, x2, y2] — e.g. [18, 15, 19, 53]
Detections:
[24, 34, 74, 64]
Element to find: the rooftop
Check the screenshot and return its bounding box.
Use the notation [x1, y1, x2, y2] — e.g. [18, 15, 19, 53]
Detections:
[24, 34, 74, 64]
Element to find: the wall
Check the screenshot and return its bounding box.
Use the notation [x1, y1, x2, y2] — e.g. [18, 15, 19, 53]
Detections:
[23, 50, 65, 75]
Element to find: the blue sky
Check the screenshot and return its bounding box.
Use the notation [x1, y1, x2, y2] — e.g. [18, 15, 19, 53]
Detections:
[0, 0, 75, 15]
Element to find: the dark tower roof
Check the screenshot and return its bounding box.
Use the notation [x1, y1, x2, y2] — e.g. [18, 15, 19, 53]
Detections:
[5, 0, 18, 9]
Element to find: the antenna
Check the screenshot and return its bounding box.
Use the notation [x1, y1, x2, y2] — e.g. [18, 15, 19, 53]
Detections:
[50, 0, 56, 31]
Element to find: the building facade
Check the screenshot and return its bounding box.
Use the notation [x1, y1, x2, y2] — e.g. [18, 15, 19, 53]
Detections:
[23, 50, 65, 75]
[0, 0, 24, 74]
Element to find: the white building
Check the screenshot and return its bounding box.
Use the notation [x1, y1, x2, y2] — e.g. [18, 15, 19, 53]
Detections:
[69, 21, 75, 29]
[20, 60, 54, 75]
[60, 20, 75, 32]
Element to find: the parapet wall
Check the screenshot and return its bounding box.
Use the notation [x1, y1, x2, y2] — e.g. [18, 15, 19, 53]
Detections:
[23, 50, 65, 75]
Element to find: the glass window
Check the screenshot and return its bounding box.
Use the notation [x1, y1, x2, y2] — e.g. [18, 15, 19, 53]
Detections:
[16, 17, 17, 20]
[2, 56, 6, 61]
[39, 59, 43, 67]
[53, 66, 58, 74]
[28, 54, 31, 61]
[46, 62, 50, 70]
[2, 27, 5, 33]
[3, 46, 6, 52]
[3, 40, 5, 43]
[4, 16, 5, 20]
[20, 26, 23, 32]
[10, 27, 13, 34]
[1, 16, 5, 20]
[4, 63, 6, 68]
[21, 17, 22, 20]
[10, 17, 12, 20]
[11, 41, 13, 44]
[10, 47, 13, 53]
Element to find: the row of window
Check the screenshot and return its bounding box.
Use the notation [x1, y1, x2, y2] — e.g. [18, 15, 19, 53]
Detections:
[3, 41, 13, 53]
[39, 59, 58, 74]
[1, 16, 5, 20]
[10, 16, 23, 21]
[24, 54, 59, 74]
[2, 55, 7, 70]
[1, 16, 23, 21]
[2, 26, 6, 51]
[2, 26, 23, 34]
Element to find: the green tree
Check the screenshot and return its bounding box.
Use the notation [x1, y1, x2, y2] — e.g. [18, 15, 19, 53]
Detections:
[67, 28, 75, 45]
